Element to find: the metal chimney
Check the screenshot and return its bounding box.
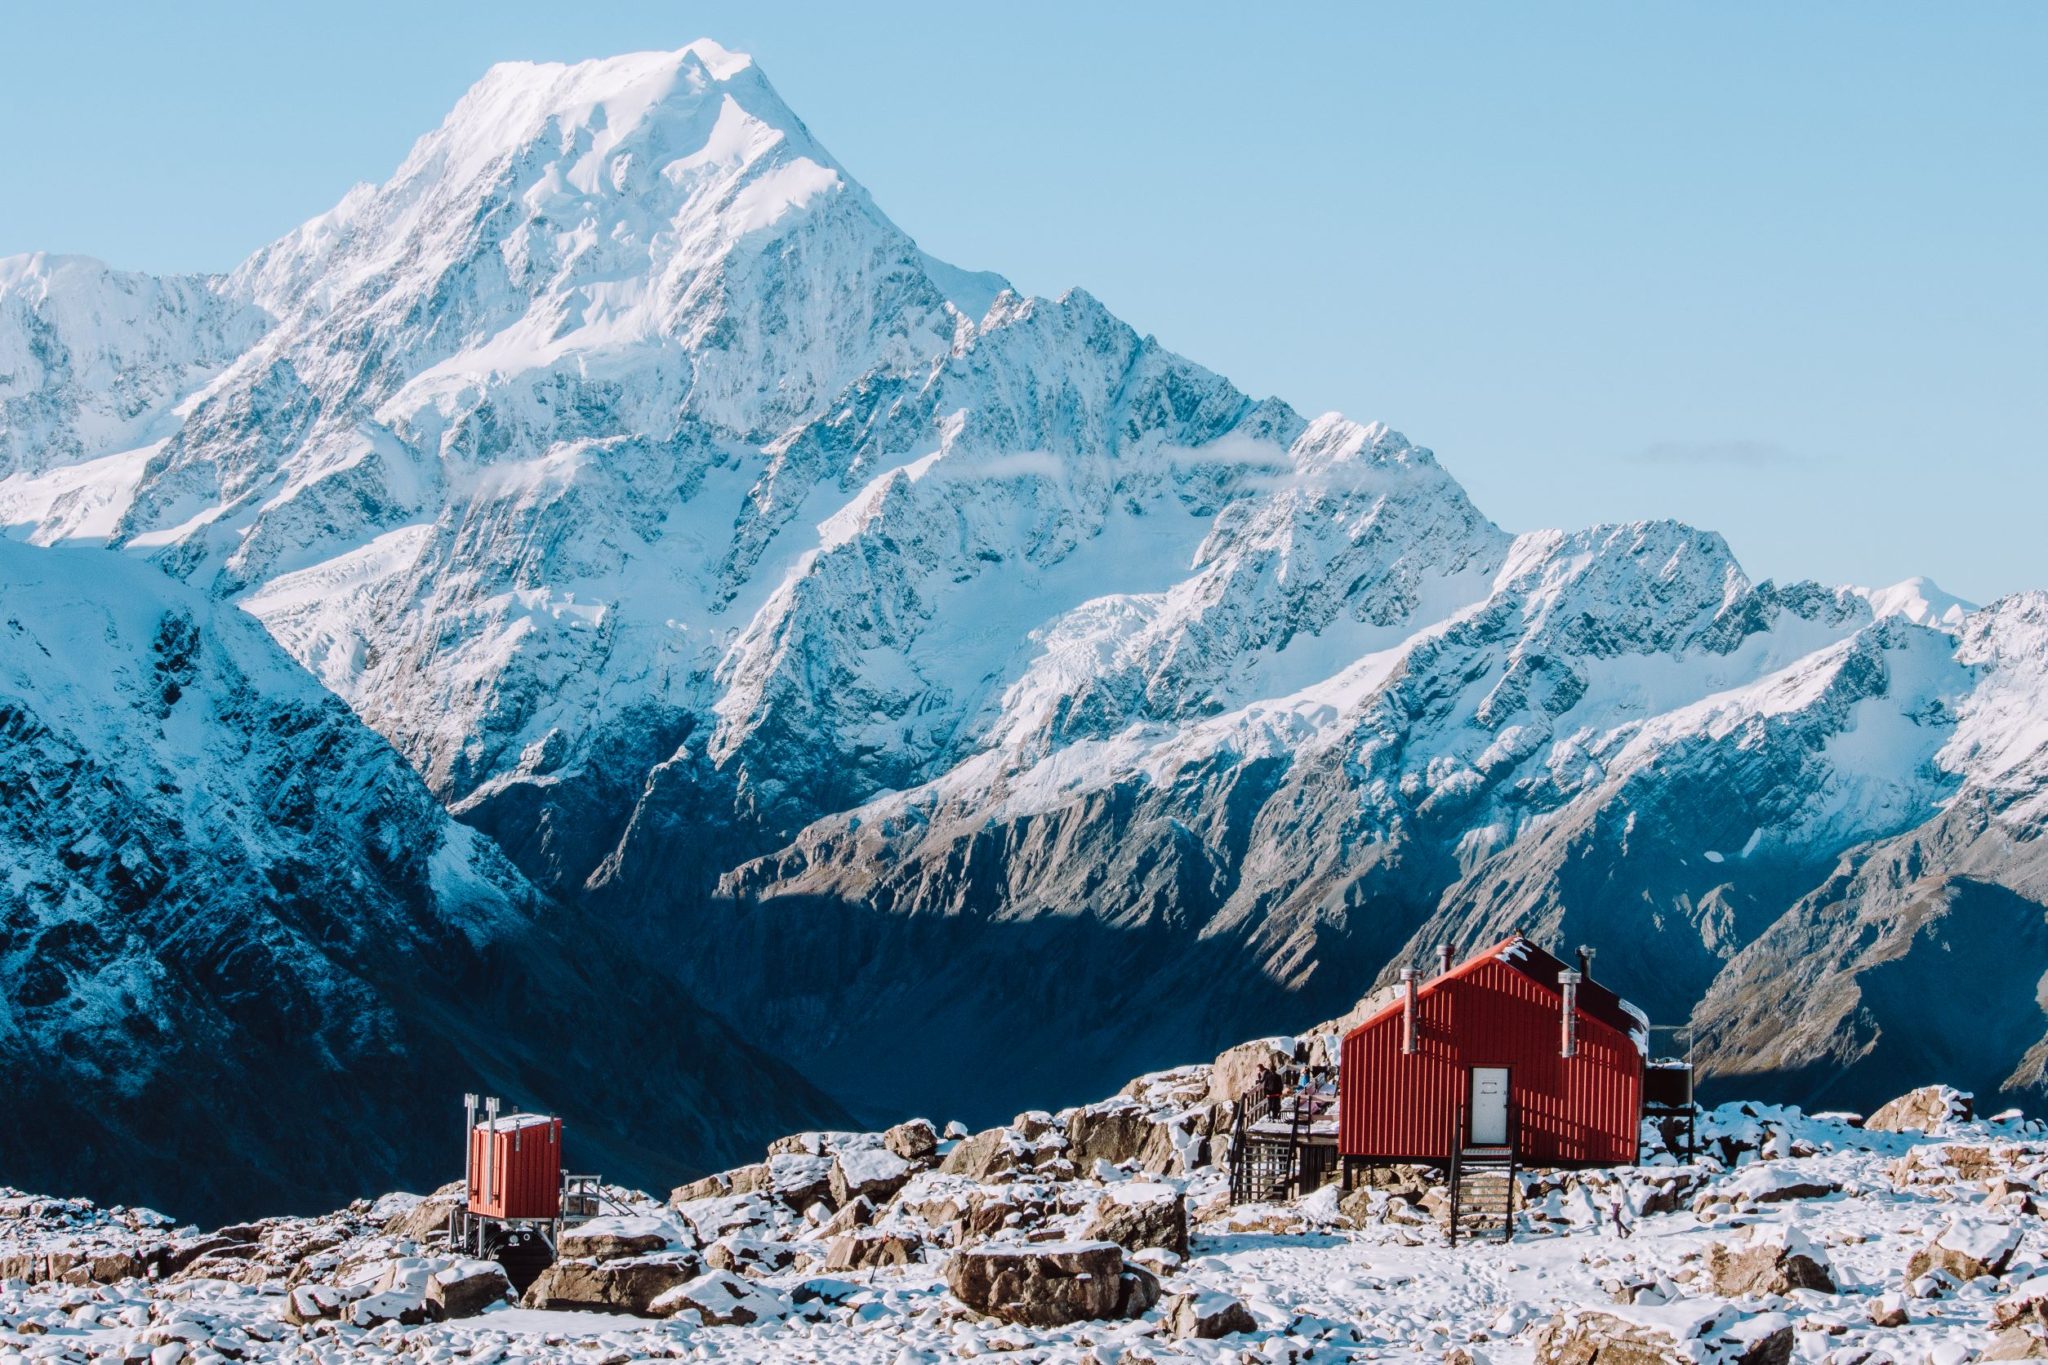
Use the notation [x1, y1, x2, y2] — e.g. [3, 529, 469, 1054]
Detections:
[1559, 969, 1582, 1058]
[1577, 944, 1596, 978]
[1400, 968, 1420, 1055]
[462, 1092, 478, 1198]
[483, 1095, 501, 1202]
[1437, 943, 1453, 977]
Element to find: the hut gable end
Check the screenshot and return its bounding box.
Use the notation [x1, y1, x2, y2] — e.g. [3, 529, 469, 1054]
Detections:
[1337, 936, 1645, 1168]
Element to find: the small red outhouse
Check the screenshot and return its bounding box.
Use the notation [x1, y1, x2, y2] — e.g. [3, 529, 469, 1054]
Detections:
[467, 1112, 563, 1221]
[1338, 936, 1645, 1168]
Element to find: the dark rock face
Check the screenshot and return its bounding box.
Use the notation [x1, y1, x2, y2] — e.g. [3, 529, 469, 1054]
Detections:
[608, 586, 2048, 1134]
[1693, 799, 2048, 1115]
[0, 543, 848, 1224]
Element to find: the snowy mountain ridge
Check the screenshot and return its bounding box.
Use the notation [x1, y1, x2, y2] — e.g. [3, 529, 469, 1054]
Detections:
[2, 39, 2046, 1196]
[0, 534, 844, 1221]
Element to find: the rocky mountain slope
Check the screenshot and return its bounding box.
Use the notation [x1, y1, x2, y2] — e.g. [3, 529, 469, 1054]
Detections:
[2, 37, 2045, 1152]
[0, 537, 843, 1222]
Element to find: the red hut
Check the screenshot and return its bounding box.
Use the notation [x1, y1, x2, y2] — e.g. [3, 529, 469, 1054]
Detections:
[467, 1110, 563, 1221]
[1338, 935, 1646, 1172]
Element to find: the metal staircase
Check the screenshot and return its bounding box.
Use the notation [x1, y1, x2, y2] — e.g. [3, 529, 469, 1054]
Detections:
[1446, 1098, 1518, 1246]
[1227, 1078, 1338, 1204]
[1229, 1094, 1302, 1203]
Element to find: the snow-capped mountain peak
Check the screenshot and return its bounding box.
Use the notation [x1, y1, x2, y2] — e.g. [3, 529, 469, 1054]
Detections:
[1856, 574, 1975, 631]
[4, 36, 2047, 1193]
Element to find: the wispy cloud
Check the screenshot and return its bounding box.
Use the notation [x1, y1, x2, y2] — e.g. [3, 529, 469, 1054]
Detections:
[1632, 438, 1809, 468]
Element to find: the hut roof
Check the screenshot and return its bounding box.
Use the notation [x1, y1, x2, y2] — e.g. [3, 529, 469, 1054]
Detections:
[1344, 935, 1649, 1054]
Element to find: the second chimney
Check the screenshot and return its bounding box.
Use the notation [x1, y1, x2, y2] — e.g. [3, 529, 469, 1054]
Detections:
[1577, 944, 1596, 979]
[1400, 968, 1420, 1055]
[1559, 968, 1581, 1058]
[1436, 943, 1453, 977]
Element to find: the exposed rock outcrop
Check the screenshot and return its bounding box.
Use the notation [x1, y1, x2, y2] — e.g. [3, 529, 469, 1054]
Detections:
[1164, 1290, 1258, 1339]
[1907, 1219, 2022, 1282]
[521, 1254, 704, 1316]
[945, 1241, 1137, 1327]
[1867, 1085, 1975, 1134]
[1706, 1226, 1836, 1297]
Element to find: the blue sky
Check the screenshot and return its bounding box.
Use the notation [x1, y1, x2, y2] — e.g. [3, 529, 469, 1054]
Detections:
[4, 4, 2041, 601]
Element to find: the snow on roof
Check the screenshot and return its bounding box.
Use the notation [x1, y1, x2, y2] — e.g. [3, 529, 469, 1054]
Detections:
[474, 1112, 555, 1132]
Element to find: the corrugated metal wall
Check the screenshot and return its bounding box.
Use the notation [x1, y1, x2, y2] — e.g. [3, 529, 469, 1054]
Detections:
[1339, 959, 1641, 1165]
[467, 1118, 563, 1220]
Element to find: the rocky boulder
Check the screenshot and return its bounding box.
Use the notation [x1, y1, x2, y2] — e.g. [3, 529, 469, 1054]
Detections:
[1988, 1288, 2048, 1361]
[557, 1214, 690, 1261]
[425, 1259, 511, 1319]
[1535, 1304, 1793, 1365]
[671, 1173, 734, 1205]
[1985, 1329, 2048, 1361]
[1066, 1101, 1156, 1171]
[940, 1128, 1025, 1180]
[1707, 1225, 1835, 1297]
[1207, 1039, 1292, 1106]
[813, 1196, 873, 1239]
[649, 1269, 790, 1326]
[704, 1235, 796, 1276]
[348, 1289, 435, 1328]
[823, 1230, 922, 1272]
[1163, 1290, 1257, 1339]
[1994, 1281, 2048, 1336]
[1118, 1261, 1162, 1318]
[673, 1191, 788, 1243]
[671, 1161, 778, 1206]
[1717, 1164, 1840, 1206]
[884, 1119, 940, 1165]
[829, 1145, 914, 1207]
[1908, 1219, 2022, 1282]
[945, 1240, 1136, 1327]
[378, 1186, 462, 1244]
[343, 1257, 448, 1327]
[1865, 1085, 1974, 1134]
[897, 1178, 1065, 1246]
[1083, 1182, 1189, 1259]
[764, 1153, 834, 1210]
[279, 1284, 349, 1326]
[522, 1253, 704, 1316]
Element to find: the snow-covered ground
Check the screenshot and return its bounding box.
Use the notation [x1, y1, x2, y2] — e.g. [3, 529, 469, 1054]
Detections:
[3, 1041, 2039, 1364]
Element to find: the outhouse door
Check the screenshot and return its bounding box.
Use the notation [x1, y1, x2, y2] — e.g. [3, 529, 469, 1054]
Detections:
[1468, 1067, 1510, 1146]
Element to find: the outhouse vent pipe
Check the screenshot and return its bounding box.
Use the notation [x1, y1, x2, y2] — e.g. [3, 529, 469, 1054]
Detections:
[1400, 968, 1420, 1055]
[463, 1093, 478, 1197]
[1436, 943, 1453, 976]
[484, 1096, 501, 1203]
[1577, 944, 1596, 978]
[1559, 969, 1582, 1059]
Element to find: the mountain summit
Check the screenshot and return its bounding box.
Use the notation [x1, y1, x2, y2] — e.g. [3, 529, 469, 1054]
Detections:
[2, 42, 2046, 1209]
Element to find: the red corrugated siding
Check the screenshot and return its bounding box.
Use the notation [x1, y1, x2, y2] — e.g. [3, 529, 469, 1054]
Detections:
[467, 1118, 562, 1219]
[1340, 958, 1641, 1166]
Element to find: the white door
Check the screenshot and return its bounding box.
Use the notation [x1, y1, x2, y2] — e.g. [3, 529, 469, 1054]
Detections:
[1469, 1067, 1510, 1146]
